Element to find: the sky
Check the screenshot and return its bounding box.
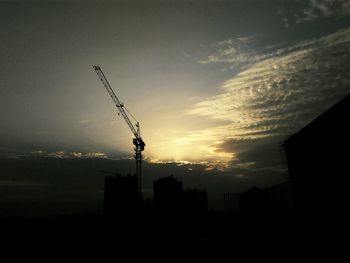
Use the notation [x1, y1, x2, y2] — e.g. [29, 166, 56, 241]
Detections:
[1, 0, 350, 215]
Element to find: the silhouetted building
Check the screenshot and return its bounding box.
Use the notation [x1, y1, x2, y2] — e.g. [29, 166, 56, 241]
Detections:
[265, 181, 295, 216]
[237, 183, 294, 217]
[238, 187, 272, 217]
[153, 175, 183, 214]
[182, 189, 208, 216]
[104, 174, 141, 218]
[224, 193, 239, 213]
[284, 94, 350, 219]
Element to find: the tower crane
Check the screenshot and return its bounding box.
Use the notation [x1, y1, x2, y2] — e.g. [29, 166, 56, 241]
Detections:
[93, 65, 145, 192]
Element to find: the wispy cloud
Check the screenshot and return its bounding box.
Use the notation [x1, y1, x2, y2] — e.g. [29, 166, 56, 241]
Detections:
[199, 31, 338, 72]
[200, 36, 255, 66]
[296, 0, 350, 23]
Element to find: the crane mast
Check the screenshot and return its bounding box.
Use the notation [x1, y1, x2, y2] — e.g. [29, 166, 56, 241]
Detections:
[93, 65, 145, 192]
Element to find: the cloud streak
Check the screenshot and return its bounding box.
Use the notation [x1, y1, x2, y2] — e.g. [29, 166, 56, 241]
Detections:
[186, 27, 350, 174]
[30, 150, 110, 159]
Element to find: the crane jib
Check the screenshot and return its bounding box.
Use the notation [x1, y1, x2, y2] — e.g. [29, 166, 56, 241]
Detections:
[94, 64, 145, 192]
[93, 65, 141, 139]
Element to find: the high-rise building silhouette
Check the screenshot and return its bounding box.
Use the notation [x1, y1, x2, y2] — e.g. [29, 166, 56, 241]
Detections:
[238, 187, 271, 216]
[182, 189, 208, 216]
[104, 174, 141, 218]
[153, 175, 183, 214]
[153, 176, 208, 219]
[264, 181, 295, 216]
[283, 94, 350, 219]
[224, 193, 239, 213]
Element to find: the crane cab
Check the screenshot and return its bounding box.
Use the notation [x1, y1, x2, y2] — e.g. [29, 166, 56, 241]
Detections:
[133, 138, 145, 151]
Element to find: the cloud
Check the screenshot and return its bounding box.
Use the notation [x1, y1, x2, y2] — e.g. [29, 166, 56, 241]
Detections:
[283, 17, 290, 28]
[199, 31, 340, 72]
[30, 150, 110, 159]
[79, 120, 90, 124]
[296, 0, 350, 22]
[188, 27, 350, 175]
[0, 180, 51, 187]
[200, 36, 260, 70]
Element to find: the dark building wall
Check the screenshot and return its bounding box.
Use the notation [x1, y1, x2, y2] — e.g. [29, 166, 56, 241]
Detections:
[284, 94, 350, 218]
